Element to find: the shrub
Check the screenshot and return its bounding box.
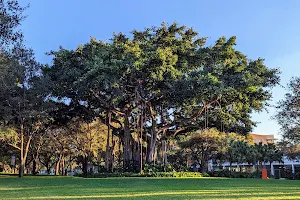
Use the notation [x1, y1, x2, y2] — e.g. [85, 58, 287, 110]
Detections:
[202, 173, 210, 177]
[143, 164, 175, 174]
[78, 171, 207, 178]
[173, 172, 203, 177]
[282, 169, 294, 180]
[294, 172, 300, 180]
[213, 169, 231, 177]
[212, 170, 261, 178]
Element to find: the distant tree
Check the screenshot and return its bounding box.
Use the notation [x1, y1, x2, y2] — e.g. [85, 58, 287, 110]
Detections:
[0, 0, 48, 178]
[221, 133, 250, 170]
[245, 145, 258, 171]
[264, 143, 283, 171]
[38, 136, 56, 174]
[276, 77, 300, 144]
[231, 140, 249, 171]
[180, 128, 227, 173]
[0, 49, 47, 177]
[278, 140, 300, 160]
[0, 0, 27, 49]
[68, 120, 107, 176]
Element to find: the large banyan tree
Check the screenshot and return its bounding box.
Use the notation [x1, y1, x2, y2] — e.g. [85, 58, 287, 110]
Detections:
[43, 23, 279, 171]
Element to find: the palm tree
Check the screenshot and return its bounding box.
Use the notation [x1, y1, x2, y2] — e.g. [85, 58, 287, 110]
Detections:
[254, 142, 267, 170]
[265, 143, 283, 176]
[245, 145, 258, 173]
[228, 140, 248, 172]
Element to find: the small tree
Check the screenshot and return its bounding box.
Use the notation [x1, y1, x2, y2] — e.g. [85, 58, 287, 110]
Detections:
[245, 145, 258, 172]
[264, 143, 282, 175]
[180, 128, 226, 173]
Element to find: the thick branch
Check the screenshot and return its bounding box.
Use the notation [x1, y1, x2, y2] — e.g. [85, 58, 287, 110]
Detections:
[8, 143, 21, 151]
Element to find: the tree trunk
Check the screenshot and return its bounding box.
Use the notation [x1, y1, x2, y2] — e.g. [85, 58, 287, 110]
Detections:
[19, 127, 24, 178]
[19, 125, 32, 178]
[61, 157, 65, 176]
[201, 159, 208, 173]
[147, 117, 157, 163]
[118, 139, 122, 166]
[47, 166, 51, 175]
[32, 152, 40, 175]
[110, 143, 114, 173]
[269, 162, 272, 177]
[82, 156, 88, 177]
[162, 139, 168, 165]
[200, 152, 208, 173]
[105, 110, 111, 171]
[123, 114, 131, 170]
[139, 103, 144, 174]
[55, 161, 60, 176]
[55, 154, 62, 175]
[32, 157, 37, 175]
[132, 140, 139, 171]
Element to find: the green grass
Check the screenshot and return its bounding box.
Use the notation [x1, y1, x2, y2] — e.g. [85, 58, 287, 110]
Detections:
[1, 176, 300, 200]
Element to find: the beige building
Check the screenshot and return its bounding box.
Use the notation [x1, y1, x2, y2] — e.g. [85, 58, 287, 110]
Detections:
[249, 133, 277, 144]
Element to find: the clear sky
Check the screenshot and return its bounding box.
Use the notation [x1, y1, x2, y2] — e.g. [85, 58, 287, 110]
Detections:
[18, 0, 300, 138]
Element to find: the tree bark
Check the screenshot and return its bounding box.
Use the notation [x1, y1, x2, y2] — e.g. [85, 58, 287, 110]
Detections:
[32, 151, 40, 175]
[201, 159, 208, 173]
[32, 156, 37, 175]
[19, 124, 32, 178]
[162, 138, 168, 165]
[19, 125, 24, 178]
[105, 110, 111, 171]
[82, 156, 88, 177]
[110, 113, 114, 172]
[123, 114, 131, 170]
[47, 166, 51, 175]
[55, 161, 60, 176]
[147, 117, 157, 163]
[61, 157, 65, 176]
[55, 154, 62, 175]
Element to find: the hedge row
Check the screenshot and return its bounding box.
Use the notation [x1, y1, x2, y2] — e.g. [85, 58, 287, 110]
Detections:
[79, 171, 209, 178]
[212, 170, 261, 178]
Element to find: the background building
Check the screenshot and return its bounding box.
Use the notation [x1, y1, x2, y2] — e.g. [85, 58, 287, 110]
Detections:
[249, 133, 277, 144]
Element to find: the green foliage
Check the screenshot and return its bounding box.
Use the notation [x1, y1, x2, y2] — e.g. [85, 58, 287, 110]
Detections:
[278, 140, 300, 160]
[0, 0, 27, 48]
[276, 77, 300, 145]
[167, 150, 190, 172]
[0, 20, 281, 175]
[179, 128, 282, 174]
[143, 163, 175, 175]
[179, 128, 250, 172]
[173, 172, 203, 178]
[45, 22, 279, 137]
[213, 169, 261, 178]
[79, 171, 204, 178]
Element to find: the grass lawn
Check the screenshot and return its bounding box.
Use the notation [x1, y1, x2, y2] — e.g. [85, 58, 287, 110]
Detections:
[0, 176, 300, 200]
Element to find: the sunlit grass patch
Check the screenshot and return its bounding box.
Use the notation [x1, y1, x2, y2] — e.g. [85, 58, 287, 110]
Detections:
[0, 176, 300, 200]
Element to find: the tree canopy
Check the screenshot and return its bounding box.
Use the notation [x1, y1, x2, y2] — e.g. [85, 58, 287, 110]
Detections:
[0, 5, 281, 175]
[41, 22, 279, 171]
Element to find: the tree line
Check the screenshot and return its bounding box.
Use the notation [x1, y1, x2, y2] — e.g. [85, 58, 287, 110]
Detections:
[172, 128, 283, 173]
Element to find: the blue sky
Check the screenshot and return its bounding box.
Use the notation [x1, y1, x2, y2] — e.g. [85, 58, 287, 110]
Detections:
[19, 0, 300, 138]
